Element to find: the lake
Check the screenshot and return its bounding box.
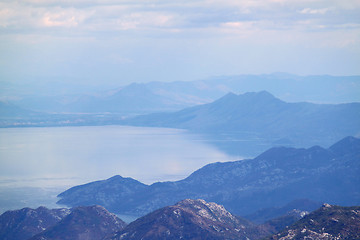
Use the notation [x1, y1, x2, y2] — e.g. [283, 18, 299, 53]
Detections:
[0, 125, 237, 213]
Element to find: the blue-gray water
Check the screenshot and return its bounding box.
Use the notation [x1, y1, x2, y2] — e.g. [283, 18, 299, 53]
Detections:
[0, 125, 236, 213]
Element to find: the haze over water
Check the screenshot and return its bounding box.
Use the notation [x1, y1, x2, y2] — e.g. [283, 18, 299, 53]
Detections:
[0, 125, 236, 188]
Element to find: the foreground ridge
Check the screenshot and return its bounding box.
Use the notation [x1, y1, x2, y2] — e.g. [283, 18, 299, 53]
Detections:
[268, 204, 360, 240]
[29, 205, 126, 240]
[107, 199, 271, 240]
[0, 206, 70, 240]
[1, 200, 359, 240]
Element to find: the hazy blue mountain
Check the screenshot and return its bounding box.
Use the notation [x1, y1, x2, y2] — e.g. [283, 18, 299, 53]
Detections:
[64, 83, 195, 114]
[123, 91, 360, 150]
[29, 205, 126, 240]
[59, 74, 360, 115]
[106, 199, 271, 240]
[6, 74, 360, 115]
[0, 101, 39, 118]
[0, 206, 70, 240]
[268, 204, 360, 240]
[10, 82, 205, 114]
[200, 73, 360, 103]
[57, 136, 360, 218]
[0, 101, 50, 127]
[13, 96, 71, 113]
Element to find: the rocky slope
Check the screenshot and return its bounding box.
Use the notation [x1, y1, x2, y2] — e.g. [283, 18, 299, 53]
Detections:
[0, 206, 70, 240]
[107, 199, 271, 240]
[29, 205, 126, 240]
[269, 204, 360, 240]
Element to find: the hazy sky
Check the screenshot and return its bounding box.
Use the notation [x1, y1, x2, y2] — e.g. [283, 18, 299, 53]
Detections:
[1, 0, 360, 86]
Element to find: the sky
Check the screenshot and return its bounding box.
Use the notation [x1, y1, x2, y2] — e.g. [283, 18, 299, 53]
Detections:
[0, 0, 360, 86]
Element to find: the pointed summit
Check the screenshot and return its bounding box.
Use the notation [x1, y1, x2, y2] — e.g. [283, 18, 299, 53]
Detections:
[211, 91, 238, 104]
[329, 136, 360, 156]
[57, 176, 147, 213]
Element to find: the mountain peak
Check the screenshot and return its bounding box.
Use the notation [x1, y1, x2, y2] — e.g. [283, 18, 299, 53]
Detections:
[107, 199, 269, 240]
[175, 199, 238, 224]
[211, 91, 281, 110]
[107, 175, 126, 181]
[224, 91, 237, 97]
[220, 91, 277, 100]
[214, 91, 238, 102]
[0, 207, 70, 240]
[329, 136, 360, 156]
[30, 205, 126, 240]
[240, 90, 280, 102]
[244, 90, 274, 97]
[57, 175, 147, 212]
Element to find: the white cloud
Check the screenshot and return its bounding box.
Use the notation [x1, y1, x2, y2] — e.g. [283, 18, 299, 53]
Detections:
[1, 0, 359, 52]
[299, 8, 329, 14]
[42, 8, 89, 27]
[0, 0, 359, 34]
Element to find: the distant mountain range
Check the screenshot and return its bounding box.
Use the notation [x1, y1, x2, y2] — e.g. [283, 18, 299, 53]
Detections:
[57, 136, 360, 219]
[4, 74, 360, 115]
[2, 78, 360, 156]
[123, 91, 360, 151]
[4, 90, 358, 158]
[0, 101, 39, 118]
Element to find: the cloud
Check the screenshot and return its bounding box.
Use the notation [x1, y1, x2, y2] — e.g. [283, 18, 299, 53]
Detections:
[42, 8, 89, 27]
[0, 0, 359, 82]
[1, 0, 359, 35]
[299, 8, 329, 14]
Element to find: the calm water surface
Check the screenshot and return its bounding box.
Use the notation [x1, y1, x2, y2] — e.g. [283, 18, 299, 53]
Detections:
[0, 125, 236, 212]
[0, 125, 237, 186]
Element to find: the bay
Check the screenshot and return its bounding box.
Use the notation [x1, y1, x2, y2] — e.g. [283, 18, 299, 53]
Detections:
[0, 125, 236, 213]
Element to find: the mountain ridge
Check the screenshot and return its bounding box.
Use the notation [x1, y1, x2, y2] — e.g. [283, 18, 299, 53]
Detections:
[0, 206, 70, 240]
[106, 199, 271, 240]
[57, 136, 360, 218]
[6, 74, 360, 115]
[122, 91, 360, 153]
[29, 205, 127, 240]
[268, 204, 360, 239]
[1, 200, 359, 240]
